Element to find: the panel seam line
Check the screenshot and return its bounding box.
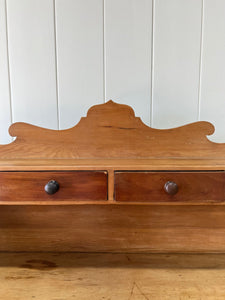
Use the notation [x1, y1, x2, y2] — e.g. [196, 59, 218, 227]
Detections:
[150, 0, 155, 126]
[4, 0, 13, 128]
[103, 0, 106, 102]
[53, 0, 60, 129]
[197, 0, 204, 121]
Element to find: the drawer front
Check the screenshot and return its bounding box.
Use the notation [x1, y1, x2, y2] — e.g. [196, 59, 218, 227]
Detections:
[115, 172, 225, 202]
[0, 171, 108, 201]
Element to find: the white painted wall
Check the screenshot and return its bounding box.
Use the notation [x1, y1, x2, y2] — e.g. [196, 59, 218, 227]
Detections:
[0, 0, 225, 143]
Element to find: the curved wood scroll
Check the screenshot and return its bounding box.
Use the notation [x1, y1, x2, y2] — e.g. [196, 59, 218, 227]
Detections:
[0, 100, 224, 159]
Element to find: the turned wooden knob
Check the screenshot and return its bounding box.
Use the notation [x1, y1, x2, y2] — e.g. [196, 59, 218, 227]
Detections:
[164, 181, 178, 195]
[45, 180, 59, 195]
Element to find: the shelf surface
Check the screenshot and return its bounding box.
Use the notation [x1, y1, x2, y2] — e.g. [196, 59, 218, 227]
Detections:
[1, 252, 225, 300]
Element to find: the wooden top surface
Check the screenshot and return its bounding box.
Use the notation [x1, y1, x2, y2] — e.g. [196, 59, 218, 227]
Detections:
[1, 252, 225, 300]
[0, 158, 225, 171]
[0, 100, 224, 168]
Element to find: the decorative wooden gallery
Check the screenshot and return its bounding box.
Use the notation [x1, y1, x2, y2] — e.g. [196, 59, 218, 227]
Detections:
[0, 100, 225, 252]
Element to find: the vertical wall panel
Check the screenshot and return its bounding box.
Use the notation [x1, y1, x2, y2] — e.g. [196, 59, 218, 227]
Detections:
[200, 0, 225, 142]
[0, 0, 12, 143]
[6, 0, 58, 129]
[105, 0, 152, 125]
[152, 0, 202, 128]
[55, 0, 104, 129]
[1, 0, 224, 142]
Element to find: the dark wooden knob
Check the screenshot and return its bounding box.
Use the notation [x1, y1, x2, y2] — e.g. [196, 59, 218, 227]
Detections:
[45, 180, 59, 195]
[164, 181, 178, 195]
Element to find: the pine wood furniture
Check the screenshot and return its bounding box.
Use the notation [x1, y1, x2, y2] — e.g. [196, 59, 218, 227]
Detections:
[1, 252, 225, 300]
[0, 100, 225, 252]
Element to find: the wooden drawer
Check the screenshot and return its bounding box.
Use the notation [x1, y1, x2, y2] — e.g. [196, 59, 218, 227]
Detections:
[0, 171, 108, 202]
[114, 171, 225, 203]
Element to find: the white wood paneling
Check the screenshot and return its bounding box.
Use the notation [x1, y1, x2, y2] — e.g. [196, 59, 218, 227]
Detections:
[105, 0, 152, 125]
[152, 0, 202, 128]
[6, 0, 58, 129]
[1, 0, 225, 143]
[55, 0, 104, 129]
[200, 0, 225, 142]
[0, 0, 12, 144]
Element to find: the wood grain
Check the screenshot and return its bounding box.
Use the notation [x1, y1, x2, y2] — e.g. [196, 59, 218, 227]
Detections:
[0, 101, 224, 253]
[1, 252, 225, 300]
[0, 171, 108, 202]
[0, 101, 225, 160]
[1, 158, 225, 171]
[1, 205, 225, 252]
[115, 171, 225, 203]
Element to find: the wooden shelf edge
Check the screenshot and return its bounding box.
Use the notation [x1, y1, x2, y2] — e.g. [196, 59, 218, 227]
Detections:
[1, 201, 225, 206]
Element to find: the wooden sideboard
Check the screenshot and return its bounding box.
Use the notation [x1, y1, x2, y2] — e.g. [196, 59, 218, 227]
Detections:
[0, 100, 225, 252]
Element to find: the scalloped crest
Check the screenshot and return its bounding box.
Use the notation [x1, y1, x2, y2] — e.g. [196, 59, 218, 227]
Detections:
[0, 100, 224, 159]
